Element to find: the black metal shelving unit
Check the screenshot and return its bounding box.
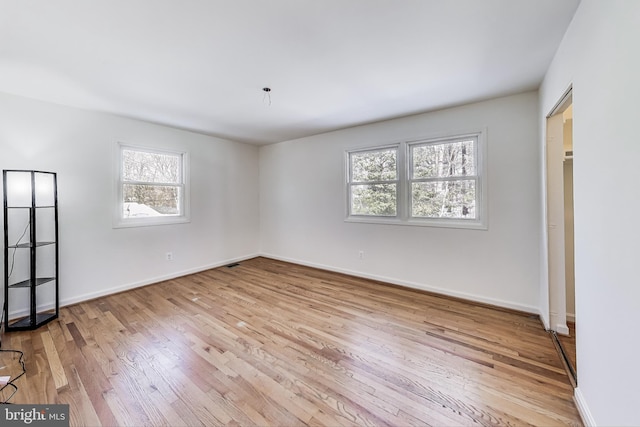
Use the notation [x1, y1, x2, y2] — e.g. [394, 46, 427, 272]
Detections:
[3, 170, 59, 331]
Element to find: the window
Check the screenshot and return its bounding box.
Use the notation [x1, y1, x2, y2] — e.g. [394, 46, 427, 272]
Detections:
[346, 131, 486, 229]
[347, 146, 398, 216]
[114, 143, 189, 227]
[410, 137, 478, 220]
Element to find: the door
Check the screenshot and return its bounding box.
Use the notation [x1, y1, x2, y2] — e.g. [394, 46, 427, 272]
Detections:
[546, 89, 576, 383]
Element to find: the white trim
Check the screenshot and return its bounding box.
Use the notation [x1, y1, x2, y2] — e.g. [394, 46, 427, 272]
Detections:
[574, 387, 597, 427]
[346, 143, 401, 158]
[346, 145, 400, 218]
[113, 141, 191, 228]
[260, 252, 539, 315]
[550, 309, 570, 334]
[4, 255, 257, 321]
[345, 129, 488, 230]
[114, 212, 191, 228]
[344, 215, 488, 230]
[7, 302, 56, 322]
[547, 85, 573, 118]
[541, 85, 573, 342]
[58, 253, 259, 309]
[540, 313, 550, 330]
[8, 250, 540, 326]
[555, 323, 570, 335]
[7, 251, 541, 335]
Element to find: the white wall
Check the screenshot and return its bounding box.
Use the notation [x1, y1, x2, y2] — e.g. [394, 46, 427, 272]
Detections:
[0, 92, 260, 309]
[260, 92, 541, 313]
[539, 1, 640, 425]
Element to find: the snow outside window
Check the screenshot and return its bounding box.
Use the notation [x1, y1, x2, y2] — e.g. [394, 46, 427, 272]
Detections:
[114, 143, 190, 228]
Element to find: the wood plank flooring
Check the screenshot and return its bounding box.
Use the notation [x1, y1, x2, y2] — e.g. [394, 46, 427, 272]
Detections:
[0, 257, 582, 426]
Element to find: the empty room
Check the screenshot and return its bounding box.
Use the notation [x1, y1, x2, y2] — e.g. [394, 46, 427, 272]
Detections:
[1, 1, 639, 426]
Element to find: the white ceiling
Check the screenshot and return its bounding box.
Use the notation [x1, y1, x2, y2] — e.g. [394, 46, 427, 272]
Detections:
[0, 1, 579, 145]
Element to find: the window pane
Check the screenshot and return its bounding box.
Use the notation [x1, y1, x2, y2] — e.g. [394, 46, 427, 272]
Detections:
[351, 184, 397, 216]
[412, 180, 476, 219]
[351, 149, 397, 182]
[123, 184, 180, 217]
[412, 140, 475, 179]
[122, 149, 180, 183]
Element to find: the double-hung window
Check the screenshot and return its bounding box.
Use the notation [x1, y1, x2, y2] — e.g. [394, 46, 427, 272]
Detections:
[115, 143, 190, 227]
[346, 131, 486, 229]
[409, 136, 478, 221]
[347, 146, 399, 217]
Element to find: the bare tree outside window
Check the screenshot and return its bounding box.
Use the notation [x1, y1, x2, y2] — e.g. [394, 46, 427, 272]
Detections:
[411, 139, 477, 219]
[346, 133, 484, 228]
[121, 148, 183, 218]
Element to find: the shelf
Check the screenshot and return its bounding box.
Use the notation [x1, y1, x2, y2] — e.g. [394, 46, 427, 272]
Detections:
[9, 241, 56, 248]
[8, 312, 58, 329]
[4, 169, 59, 331]
[8, 277, 56, 288]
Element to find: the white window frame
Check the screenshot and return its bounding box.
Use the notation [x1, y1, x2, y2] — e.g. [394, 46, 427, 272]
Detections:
[345, 130, 487, 230]
[346, 145, 400, 221]
[114, 142, 190, 228]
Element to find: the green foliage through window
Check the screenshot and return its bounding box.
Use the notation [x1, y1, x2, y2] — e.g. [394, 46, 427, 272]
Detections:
[351, 149, 397, 182]
[348, 148, 398, 216]
[346, 133, 483, 226]
[351, 184, 397, 216]
[410, 138, 477, 219]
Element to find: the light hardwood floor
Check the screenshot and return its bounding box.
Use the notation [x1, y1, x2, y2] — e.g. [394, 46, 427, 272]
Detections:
[0, 257, 582, 426]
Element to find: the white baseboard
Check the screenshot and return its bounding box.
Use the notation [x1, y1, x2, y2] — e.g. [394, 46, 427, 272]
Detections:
[539, 312, 550, 330]
[260, 253, 540, 315]
[10, 251, 539, 324]
[59, 253, 259, 309]
[556, 323, 570, 335]
[574, 387, 596, 426]
[550, 310, 570, 335]
[7, 303, 56, 321]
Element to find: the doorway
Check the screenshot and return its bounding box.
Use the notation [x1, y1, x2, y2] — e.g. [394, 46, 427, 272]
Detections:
[546, 88, 576, 384]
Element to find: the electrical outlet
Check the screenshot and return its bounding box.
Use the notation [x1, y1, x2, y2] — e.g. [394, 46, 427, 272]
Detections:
[358, 251, 364, 260]
[166, 252, 173, 261]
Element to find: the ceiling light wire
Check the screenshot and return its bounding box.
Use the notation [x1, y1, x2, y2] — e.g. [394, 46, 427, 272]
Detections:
[262, 87, 272, 106]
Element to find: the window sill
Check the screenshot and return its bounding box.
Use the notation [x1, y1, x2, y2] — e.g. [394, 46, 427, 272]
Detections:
[113, 215, 191, 229]
[345, 216, 487, 230]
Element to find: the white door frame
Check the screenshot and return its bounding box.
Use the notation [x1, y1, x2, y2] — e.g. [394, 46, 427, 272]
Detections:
[545, 86, 572, 334]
